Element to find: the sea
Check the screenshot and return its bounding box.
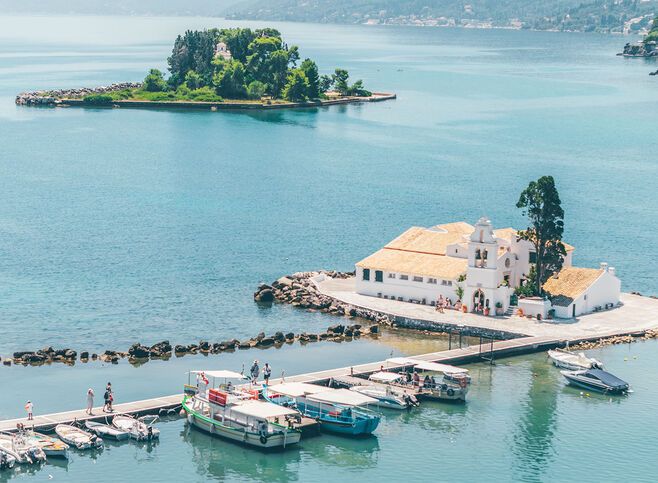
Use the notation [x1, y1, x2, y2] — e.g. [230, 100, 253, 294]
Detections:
[0, 15, 657, 482]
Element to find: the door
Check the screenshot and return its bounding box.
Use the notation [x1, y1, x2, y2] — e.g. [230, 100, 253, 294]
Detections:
[572, 304, 576, 317]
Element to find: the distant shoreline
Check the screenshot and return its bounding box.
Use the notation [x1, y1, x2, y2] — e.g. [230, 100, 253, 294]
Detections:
[17, 92, 396, 111]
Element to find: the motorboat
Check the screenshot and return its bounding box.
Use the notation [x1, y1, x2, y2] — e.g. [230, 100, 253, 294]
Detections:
[0, 433, 46, 464]
[55, 424, 103, 450]
[386, 358, 471, 402]
[23, 431, 70, 459]
[548, 348, 603, 371]
[561, 369, 629, 394]
[112, 415, 160, 441]
[85, 420, 131, 441]
[0, 446, 16, 470]
[181, 370, 302, 449]
[349, 385, 417, 410]
[266, 383, 381, 436]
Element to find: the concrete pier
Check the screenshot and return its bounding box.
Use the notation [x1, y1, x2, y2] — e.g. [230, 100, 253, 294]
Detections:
[1, 330, 644, 433]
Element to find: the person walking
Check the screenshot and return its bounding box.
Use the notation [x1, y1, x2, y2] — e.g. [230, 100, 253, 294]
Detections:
[263, 363, 272, 385]
[103, 382, 113, 413]
[86, 388, 95, 415]
[250, 360, 260, 383]
[25, 401, 33, 421]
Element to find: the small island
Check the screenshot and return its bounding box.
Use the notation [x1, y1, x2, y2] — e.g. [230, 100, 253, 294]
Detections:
[620, 16, 658, 59]
[16, 27, 395, 110]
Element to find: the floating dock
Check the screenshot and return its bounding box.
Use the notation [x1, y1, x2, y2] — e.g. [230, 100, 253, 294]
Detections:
[0, 331, 645, 433]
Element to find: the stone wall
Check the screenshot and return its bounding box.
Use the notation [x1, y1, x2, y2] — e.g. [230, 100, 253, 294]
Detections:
[15, 83, 142, 106]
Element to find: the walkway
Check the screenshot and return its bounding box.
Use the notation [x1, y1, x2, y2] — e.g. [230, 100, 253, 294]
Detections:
[316, 277, 658, 338]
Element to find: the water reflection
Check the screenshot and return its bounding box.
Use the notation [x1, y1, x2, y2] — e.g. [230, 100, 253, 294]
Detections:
[511, 358, 559, 481]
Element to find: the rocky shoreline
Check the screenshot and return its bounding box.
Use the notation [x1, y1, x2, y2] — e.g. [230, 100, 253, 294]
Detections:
[618, 41, 658, 58]
[15, 83, 142, 106]
[570, 328, 658, 350]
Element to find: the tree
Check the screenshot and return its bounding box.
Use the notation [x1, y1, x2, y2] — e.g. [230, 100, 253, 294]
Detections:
[219, 28, 256, 62]
[300, 59, 320, 99]
[516, 176, 567, 296]
[319, 74, 333, 93]
[332, 68, 350, 95]
[184, 70, 203, 89]
[247, 80, 267, 100]
[347, 79, 372, 97]
[167, 29, 217, 87]
[143, 69, 167, 92]
[283, 69, 309, 101]
[213, 60, 247, 99]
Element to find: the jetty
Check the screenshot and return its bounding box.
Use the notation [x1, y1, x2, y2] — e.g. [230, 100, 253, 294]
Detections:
[0, 330, 647, 434]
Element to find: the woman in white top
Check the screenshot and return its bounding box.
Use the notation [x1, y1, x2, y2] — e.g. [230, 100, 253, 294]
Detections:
[86, 388, 95, 415]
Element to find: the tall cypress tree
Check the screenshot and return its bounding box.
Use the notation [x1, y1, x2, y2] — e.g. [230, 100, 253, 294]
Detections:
[516, 176, 567, 295]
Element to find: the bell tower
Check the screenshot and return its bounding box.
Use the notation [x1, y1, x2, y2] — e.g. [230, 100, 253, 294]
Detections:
[468, 217, 497, 270]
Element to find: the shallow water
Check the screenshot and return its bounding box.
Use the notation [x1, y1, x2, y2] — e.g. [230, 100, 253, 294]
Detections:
[1, 14, 657, 482]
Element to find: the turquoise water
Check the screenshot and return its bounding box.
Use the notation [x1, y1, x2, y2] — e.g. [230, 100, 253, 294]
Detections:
[1, 14, 658, 482]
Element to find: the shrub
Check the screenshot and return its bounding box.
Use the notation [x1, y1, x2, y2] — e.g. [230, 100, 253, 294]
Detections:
[82, 94, 113, 105]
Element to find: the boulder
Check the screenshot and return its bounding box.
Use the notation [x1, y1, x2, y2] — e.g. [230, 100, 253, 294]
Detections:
[273, 331, 285, 342]
[129, 344, 150, 359]
[64, 350, 77, 359]
[257, 337, 275, 347]
[80, 351, 89, 359]
[2, 360, 11, 366]
[174, 345, 187, 353]
[369, 325, 379, 334]
[254, 288, 274, 303]
[199, 341, 211, 351]
[328, 324, 345, 334]
[285, 332, 295, 340]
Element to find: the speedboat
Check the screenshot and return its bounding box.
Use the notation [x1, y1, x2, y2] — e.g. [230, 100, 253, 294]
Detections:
[266, 383, 381, 436]
[112, 415, 160, 441]
[548, 348, 603, 371]
[349, 385, 417, 410]
[0, 433, 46, 464]
[85, 420, 131, 441]
[386, 358, 471, 402]
[0, 446, 16, 469]
[55, 424, 103, 450]
[561, 369, 629, 394]
[23, 431, 69, 459]
[181, 370, 302, 449]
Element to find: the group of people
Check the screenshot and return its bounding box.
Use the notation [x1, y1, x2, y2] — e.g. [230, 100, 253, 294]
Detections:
[435, 295, 462, 313]
[403, 371, 436, 389]
[250, 360, 272, 385]
[23, 382, 114, 421]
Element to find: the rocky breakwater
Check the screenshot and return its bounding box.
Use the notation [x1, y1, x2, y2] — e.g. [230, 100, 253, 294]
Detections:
[15, 82, 141, 106]
[254, 270, 392, 325]
[570, 328, 658, 351]
[9, 347, 78, 366]
[619, 41, 658, 58]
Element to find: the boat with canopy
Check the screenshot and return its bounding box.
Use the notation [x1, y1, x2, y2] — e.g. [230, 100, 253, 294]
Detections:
[265, 383, 381, 436]
[181, 370, 302, 449]
[384, 357, 471, 402]
[548, 348, 603, 371]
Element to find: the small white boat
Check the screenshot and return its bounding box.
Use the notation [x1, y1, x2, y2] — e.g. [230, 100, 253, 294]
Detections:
[112, 415, 160, 441]
[548, 348, 603, 371]
[85, 421, 130, 441]
[55, 424, 103, 450]
[24, 431, 69, 459]
[349, 385, 417, 410]
[0, 445, 17, 469]
[0, 433, 46, 464]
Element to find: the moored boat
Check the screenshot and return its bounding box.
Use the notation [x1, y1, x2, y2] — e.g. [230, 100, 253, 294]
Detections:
[548, 348, 603, 371]
[266, 383, 381, 436]
[112, 415, 160, 441]
[24, 431, 69, 459]
[0, 433, 46, 464]
[0, 446, 16, 470]
[386, 358, 471, 402]
[85, 421, 131, 441]
[561, 369, 629, 394]
[181, 370, 302, 450]
[349, 385, 417, 410]
[55, 424, 103, 450]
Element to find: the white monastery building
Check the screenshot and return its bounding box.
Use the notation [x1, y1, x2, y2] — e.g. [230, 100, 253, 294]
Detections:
[355, 217, 621, 319]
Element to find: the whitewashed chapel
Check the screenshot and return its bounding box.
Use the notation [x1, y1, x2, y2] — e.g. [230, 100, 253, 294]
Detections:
[355, 217, 620, 319]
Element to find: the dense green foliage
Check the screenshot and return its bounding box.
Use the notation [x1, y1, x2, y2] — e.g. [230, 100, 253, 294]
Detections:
[229, 0, 658, 33]
[516, 176, 567, 296]
[82, 94, 113, 105]
[644, 17, 658, 42]
[142, 27, 369, 102]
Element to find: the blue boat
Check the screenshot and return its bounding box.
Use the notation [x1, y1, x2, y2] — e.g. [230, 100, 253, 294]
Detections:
[264, 383, 381, 436]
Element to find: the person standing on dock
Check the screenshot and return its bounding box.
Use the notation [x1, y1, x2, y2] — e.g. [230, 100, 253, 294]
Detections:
[263, 363, 272, 385]
[86, 388, 95, 415]
[250, 360, 260, 383]
[103, 382, 113, 412]
[25, 401, 33, 421]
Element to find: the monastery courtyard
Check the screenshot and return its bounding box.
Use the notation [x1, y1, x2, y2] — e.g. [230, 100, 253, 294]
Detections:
[316, 277, 658, 339]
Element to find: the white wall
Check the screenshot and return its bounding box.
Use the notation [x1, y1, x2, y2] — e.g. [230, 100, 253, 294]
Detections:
[355, 267, 459, 305]
[552, 270, 621, 318]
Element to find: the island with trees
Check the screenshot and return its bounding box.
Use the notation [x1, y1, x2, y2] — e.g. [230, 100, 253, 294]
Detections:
[620, 16, 658, 58]
[15, 27, 395, 110]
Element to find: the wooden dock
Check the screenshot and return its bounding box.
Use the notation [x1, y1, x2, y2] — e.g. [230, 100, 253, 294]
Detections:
[0, 331, 640, 433]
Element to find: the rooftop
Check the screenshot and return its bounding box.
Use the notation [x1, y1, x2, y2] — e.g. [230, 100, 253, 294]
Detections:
[542, 267, 604, 306]
[356, 248, 468, 279]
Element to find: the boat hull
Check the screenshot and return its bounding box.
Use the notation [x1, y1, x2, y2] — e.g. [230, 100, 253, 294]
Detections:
[182, 402, 301, 450]
[562, 374, 628, 394]
[295, 401, 380, 436]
